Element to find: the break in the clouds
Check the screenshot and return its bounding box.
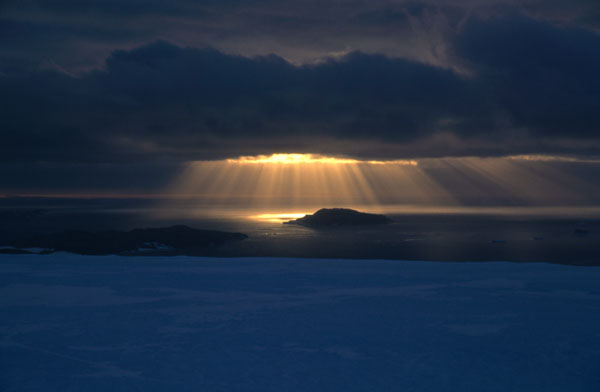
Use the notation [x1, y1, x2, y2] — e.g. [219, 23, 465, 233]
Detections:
[2, 11, 600, 165]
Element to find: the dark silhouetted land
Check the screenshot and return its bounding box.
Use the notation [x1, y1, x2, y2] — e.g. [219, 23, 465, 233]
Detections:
[1, 199, 600, 265]
[285, 208, 392, 227]
[5, 225, 247, 255]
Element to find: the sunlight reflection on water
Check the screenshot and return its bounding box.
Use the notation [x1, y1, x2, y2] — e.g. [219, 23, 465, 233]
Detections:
[250, 212, 309, 223]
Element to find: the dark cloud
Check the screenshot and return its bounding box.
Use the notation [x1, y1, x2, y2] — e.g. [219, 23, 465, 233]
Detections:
[3, 0, 599, 72]
[1, 1, 599, 194]
[0, 41, 490, 163]
[456, 15, 600, 138]
[3, 11, 600, 166]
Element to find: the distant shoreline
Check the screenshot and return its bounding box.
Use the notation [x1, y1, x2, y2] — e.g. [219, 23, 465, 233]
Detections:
[0, 204, 598, 266]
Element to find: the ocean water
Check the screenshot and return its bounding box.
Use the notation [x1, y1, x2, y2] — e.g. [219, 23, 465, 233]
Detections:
[1, 197, 599, 264]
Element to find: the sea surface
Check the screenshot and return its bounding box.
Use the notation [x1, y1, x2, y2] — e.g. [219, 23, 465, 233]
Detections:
[1, 197, 599, 264]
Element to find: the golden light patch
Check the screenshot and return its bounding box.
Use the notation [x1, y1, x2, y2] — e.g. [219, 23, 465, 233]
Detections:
[162, 153, 446, 210]
[159, 153, 599, 214]
[226, 153, 417, 166]
[251, 212, 308, 222]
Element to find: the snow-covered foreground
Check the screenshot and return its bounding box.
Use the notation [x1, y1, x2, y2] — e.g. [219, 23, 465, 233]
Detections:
[1, 255, 599, 391]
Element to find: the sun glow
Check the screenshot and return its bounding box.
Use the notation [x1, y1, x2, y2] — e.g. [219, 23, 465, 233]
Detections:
[159, 153, 600, 219]
[252, 212, 308, 223]
[226, 153, 417, 166]
[163, 153, 450, 211]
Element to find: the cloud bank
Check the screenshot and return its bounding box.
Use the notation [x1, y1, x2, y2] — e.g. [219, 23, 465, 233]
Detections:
[1, 1, 599, 193]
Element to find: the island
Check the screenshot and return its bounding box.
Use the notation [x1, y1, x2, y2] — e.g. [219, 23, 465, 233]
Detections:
[4, 225, 248, 255]
[284, 208, 392, 227]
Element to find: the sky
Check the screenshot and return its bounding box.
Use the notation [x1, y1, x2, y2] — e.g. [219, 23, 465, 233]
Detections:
[1, 0, 600, 199]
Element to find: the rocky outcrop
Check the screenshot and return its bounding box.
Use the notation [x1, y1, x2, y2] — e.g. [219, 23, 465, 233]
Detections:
[285, 208, 392, 227]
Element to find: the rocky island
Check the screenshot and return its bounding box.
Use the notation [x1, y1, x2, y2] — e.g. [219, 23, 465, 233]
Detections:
[285, 208, 392, 227]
